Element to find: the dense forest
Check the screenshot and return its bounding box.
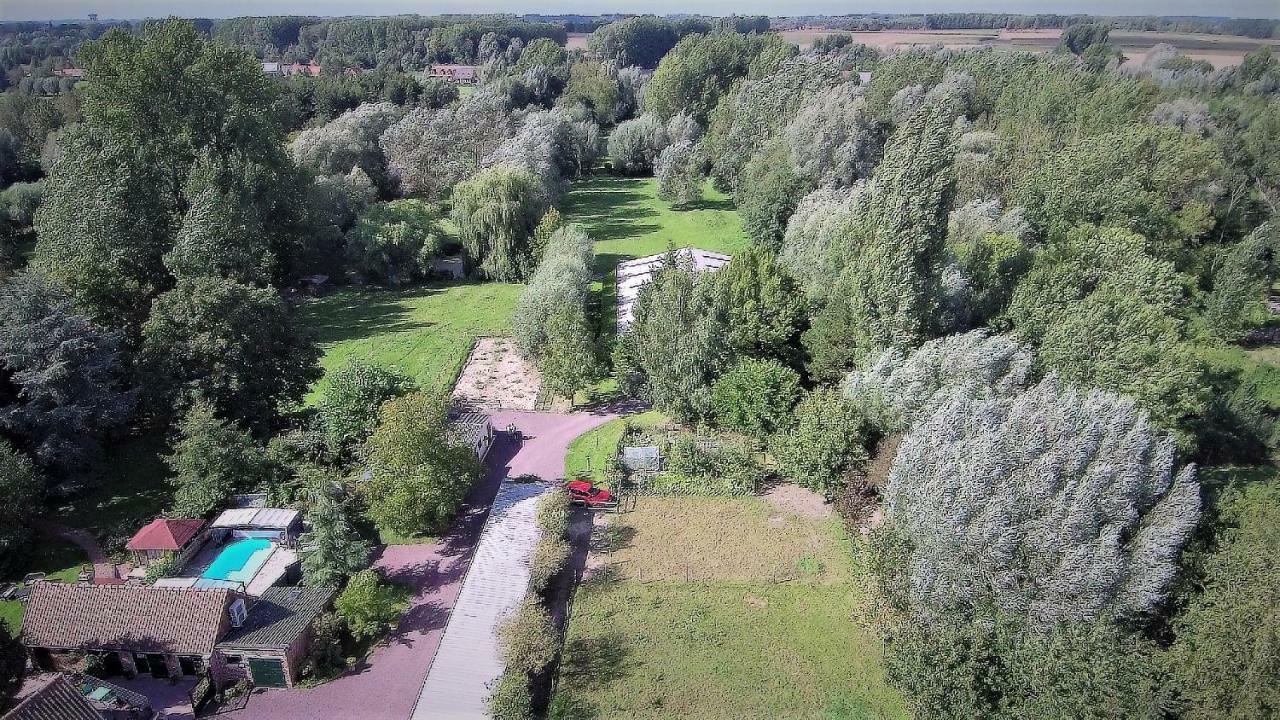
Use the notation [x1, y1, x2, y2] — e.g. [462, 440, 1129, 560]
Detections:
[0, 12, 1277, 720]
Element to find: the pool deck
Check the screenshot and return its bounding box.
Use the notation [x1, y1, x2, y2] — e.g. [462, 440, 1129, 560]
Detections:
[166, 541, 297, 597]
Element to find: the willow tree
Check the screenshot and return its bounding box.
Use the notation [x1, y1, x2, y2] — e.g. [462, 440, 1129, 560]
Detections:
[450, 166, 548, 282]
[803, 87, 965, 380]
[884, 376, 1201, 626]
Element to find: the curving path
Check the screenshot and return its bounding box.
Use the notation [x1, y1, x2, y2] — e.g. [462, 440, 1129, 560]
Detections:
[222, 409, 617, 720]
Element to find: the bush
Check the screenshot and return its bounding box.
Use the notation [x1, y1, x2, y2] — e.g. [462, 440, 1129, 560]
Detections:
[497, 600, 558, 675]
[142, 555, 181, 584]
[487, 670, 533, 720]
[662, 435, 763, 495]
[770, 388, 869, 499]
[334, 570, 409, 642]
[710, 358, 801, 438]
[607, 114, 668, 174]
[363, 392, 483, 535]
[655, 140, 704, 206]
[306, 612, 347, 676]
[0, 180, 42, 227]
[512, 224, 593, 358]
[536, 489, 572, 538]
[345, 199, 443, 286]
[529, 536, 571, 594]
[315, 359, 416, 457]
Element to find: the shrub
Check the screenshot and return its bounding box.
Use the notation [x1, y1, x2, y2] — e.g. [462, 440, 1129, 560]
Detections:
[606, 113, 668, 174]
[497, 600, 558, 675]
[710, 358, 801, 438]
[315, 359, 416, 457]
[529, 536, 571, 594]
[512, 224, 593, 358]
[306, 612, 347, 676]
[345, 199, 443, 286]
[142, 555, 181, 584]
[487, 670, 533, 720]
[655, 140, 704, 206]
[536, 489, 572, 538]
[770, 388, 868, 499]
[335, 570, 409, 642]
[363, 392, 483, 535]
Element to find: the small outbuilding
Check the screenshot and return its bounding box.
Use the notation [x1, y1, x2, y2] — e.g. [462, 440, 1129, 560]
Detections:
[449, 412, 496, 461]
[125, 519, 207, 569]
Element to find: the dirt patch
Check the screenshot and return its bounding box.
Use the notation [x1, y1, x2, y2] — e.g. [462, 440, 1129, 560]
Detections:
[452, 337, 541, 410]
[763, 484, 832, 519]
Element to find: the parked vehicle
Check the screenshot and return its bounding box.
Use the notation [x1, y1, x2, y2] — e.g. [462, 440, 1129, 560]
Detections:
[565, 480, 617, 508]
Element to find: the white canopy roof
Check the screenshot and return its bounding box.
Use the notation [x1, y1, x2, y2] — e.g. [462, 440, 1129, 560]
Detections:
[211, 507, 300, 530]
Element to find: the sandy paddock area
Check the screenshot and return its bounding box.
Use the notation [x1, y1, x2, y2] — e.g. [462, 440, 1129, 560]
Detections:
[452, 337, 541, 410]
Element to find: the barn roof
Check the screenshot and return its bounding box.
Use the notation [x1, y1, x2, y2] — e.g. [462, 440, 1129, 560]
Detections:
[21, 582, 235, 656]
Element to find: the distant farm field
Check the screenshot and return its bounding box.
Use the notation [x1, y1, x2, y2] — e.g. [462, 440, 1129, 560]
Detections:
[776, 27, 1280, 67]
[552, 497, 907, 720]
[300, 282, 522, 403]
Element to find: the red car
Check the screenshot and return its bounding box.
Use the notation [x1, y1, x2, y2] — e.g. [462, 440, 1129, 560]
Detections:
[565, 480, 617, 508]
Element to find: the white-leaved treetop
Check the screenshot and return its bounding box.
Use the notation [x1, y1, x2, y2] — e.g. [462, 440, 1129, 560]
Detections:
[783, 82, 881, 188]
[884, 374, 1201, 628]
[289, 102, 406, 188]
[844, 329, 1033, 431]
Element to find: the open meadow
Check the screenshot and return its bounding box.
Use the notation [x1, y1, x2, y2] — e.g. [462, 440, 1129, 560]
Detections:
[562, 176, 749, 341]
[552, 497, 907, 720]
[299, 281, 522, 403]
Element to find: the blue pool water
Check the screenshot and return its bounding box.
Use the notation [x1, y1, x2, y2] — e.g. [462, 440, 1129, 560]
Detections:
[202, 538, 273, 582]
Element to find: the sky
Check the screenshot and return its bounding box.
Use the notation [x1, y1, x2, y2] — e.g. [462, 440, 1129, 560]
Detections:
[2, 0, 1279, 21]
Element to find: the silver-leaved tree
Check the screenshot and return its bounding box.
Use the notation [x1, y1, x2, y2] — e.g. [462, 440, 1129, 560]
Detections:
[884, 375, 1200, 627]
[843, 329, 1033, 432]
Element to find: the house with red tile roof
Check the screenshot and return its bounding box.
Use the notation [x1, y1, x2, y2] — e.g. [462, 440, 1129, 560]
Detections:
[21, 581, 334, 692]
[125, 519, 207, 570]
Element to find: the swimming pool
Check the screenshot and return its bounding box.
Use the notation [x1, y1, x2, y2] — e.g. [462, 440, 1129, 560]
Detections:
[202, 538, 274, 583]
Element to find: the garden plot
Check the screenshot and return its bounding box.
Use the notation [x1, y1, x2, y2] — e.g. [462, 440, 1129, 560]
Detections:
[452, 337, 541, 410]
[554, 496, 907, 719]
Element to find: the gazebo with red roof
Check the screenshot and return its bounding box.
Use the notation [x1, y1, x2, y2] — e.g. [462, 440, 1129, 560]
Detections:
[126, 518, 207, 569]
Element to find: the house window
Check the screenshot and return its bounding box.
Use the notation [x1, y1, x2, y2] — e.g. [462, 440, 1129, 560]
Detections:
[224, 654, 242, 665]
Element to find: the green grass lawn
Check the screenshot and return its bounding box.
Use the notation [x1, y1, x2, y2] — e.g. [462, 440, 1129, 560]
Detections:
[552, 497, 907, 720]
[1, 537, 89, 633]
[564, 410, 667, 485]
[299, 281, 522, 403]
[563, 176, 750, 342]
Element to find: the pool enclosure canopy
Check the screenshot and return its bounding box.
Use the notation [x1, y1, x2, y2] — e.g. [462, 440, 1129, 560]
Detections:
[211, 508, 301, 541]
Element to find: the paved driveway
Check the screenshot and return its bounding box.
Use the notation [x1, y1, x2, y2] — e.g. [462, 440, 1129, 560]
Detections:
[223, 410, 615, 720]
